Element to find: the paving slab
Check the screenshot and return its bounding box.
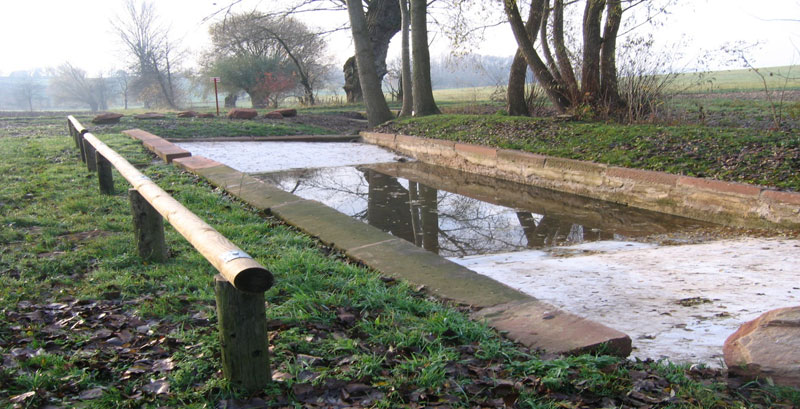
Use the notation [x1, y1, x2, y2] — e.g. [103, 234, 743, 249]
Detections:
[271, 200, 401, 250]
[346, 238, 531, 308]
[472, 300, 632, 356]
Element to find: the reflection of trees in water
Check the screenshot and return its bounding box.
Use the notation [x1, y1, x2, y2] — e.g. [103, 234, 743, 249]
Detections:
[256, 167, 599, 257]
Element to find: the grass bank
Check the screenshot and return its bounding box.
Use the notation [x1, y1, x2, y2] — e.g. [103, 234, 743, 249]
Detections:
[378, 114, 800, 192]
[1, 114, 798, 407]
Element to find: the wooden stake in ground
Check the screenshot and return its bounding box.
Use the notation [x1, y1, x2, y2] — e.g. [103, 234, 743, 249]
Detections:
[96, 153, 114, 195]
[129, 188, 168, 262]
[83, 138, 97, 172]
[214, 274, 271, 392]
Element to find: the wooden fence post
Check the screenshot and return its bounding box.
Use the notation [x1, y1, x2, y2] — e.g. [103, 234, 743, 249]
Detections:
[214, 274, 271, 392]
[96, 153, 114, 194]
[78, 132, 87, 164]
[83, 138, 97, 172]
[68, 120, 80, 149]
[129, 188, 168, 262]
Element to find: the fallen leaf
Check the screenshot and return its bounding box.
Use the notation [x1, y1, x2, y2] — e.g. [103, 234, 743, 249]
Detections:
[142, 378, 170, 395]
[79, 387, 104, 400]
[152, 358, 175, 372]
[10, 391, 35, 403]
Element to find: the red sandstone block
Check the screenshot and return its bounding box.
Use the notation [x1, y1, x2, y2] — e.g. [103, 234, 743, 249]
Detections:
[122, 128, 161, 142]
[607, 166, 679, 186]
[361, 132, 395, 146]
[761, 189, 800, 206]
[545, 156, 606, 174]
[174, 156, 223, 172]
[497, 149, 547, 167]
[678, 176, 761, 197]
[396, 134, 421, 145]
[455, 142, 497, 158]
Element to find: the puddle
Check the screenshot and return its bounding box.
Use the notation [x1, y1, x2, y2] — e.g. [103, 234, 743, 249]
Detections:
[254, 161, 714, 257]
[175, 141, 403, 173]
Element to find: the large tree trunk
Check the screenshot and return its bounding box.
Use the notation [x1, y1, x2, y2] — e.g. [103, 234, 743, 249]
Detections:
[503, 0, 571, 113]
[399, 0, 413, 117]
[507, 2, 542, 117]
[343, 57, 362, 103]
[507, 50, 529, 116]
[343, 0, 401, 103]
[600, 0, 622, 110]
[410, 0, 439, 116]
[346, 0, 394, 126]
[581, 0, 606, 104]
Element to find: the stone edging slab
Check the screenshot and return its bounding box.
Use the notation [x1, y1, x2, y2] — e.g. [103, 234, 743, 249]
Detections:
[123, 129, 191, 163]
[361, 132, 800, 230]
[120, 128, 633, 356]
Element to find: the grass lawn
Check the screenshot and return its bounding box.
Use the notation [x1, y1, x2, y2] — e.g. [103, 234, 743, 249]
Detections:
[2, 114, 799, 407]
[378, 114, 800, 192]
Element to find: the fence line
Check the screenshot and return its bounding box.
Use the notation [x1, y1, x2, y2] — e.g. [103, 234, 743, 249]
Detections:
[66, 116, 272, 391]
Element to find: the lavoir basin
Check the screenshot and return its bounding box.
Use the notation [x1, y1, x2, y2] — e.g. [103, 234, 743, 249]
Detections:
[178, 140, 798, 365]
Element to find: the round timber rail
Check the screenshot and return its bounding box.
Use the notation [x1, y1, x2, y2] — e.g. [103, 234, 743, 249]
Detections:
[81, 131, 273, 293]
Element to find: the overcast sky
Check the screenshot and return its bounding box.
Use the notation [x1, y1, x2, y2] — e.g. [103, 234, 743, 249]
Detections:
[0, 0, 798, 76]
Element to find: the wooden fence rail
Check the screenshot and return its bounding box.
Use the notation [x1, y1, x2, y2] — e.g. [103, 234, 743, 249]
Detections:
[66, 116, 272, 391]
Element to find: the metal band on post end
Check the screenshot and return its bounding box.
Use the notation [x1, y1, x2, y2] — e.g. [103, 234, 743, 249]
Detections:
[220, 250, 253, 263]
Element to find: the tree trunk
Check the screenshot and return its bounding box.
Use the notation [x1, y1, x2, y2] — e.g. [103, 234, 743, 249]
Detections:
[552, 0, 580, 102]
[224, 93, 237, 108]
[399, 0, 413, 117]
[346, 0, 395, 126]
[503, 0, 571, 112]
[539, 3, 564, 85]
[343, 57, 362, 103]
[248, 89, 269, 109]
[600, 0, 622, 110]
[507, 50, 529, 116]
[342, 0, 401, 103]
[581, 0, 606, 105]
[410, 0, 440, 116]
[507, 2, 542, 117]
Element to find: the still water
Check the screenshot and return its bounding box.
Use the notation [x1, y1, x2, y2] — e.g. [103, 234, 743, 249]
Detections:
[253, 161, 712, 257]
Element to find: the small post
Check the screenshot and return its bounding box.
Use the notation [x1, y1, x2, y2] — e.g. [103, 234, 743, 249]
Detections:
[68, 120, 80, 149]
[129, 189, 168, 262]
[78, 132, 87, 164]
[83, 138, 97, 172]
[214, 274, 271, 392]
[96, 153, 114, 194]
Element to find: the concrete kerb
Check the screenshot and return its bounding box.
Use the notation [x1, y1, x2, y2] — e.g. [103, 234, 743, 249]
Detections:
[128, 129, 633, 357]
[360, 132, 800, 230]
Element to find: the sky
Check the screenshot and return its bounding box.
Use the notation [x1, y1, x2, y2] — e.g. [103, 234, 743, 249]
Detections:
[0, 0, 798, 77]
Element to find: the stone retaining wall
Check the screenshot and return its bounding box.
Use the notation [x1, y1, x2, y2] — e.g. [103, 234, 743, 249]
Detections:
[361, 132, 800, 230]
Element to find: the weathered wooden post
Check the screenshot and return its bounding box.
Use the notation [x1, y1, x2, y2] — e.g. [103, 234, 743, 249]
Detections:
[83, 138, 97, 172]
[96, 153, 114, 194]
[67, 120, 80, 149]
[214, 274, 271, 392]
[129, 188, 168, 262]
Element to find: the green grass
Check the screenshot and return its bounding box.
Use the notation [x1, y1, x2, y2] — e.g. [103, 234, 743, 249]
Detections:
[1, 114, 798, 407]
[673, 66, 800, 93]
[379, 114, 800, 192]
[66, 112, 332, 139]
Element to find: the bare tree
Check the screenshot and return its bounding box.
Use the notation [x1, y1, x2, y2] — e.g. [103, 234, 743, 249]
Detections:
[49, 63, 112, 112]
[115, 70, 131, 110]
[13, 75, 44, 112]
[503, 0, 674, 116]
[114, 0, 181, 109]
[346, 0, 394, 125]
